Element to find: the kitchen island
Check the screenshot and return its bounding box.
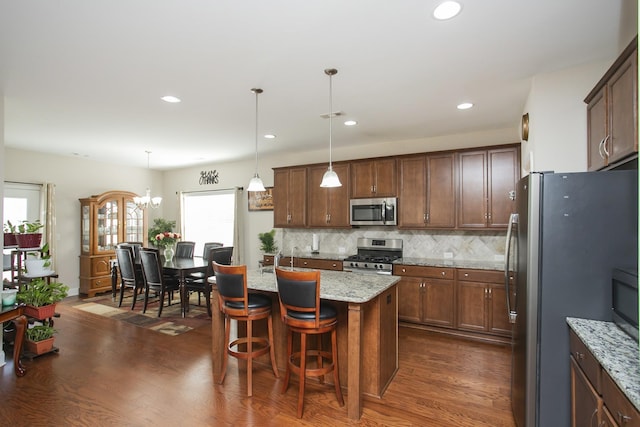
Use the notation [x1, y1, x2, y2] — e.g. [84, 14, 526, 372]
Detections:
[210, 268, 401, 420]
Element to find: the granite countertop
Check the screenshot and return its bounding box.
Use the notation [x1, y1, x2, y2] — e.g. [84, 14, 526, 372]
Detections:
[395, 257, 505, 271]
[244, 268, 400, 304]
[566, 317, 640, 411]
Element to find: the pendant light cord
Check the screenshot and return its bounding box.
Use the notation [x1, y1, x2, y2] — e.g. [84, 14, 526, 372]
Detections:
[328, 72, 333, 169]
[251, 88, 263, 176]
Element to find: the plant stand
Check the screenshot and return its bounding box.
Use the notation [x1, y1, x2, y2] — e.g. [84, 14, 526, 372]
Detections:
[22, 345, 59, 361]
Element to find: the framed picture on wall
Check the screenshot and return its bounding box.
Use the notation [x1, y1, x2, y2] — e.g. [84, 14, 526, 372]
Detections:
[248, 187, 274, 211]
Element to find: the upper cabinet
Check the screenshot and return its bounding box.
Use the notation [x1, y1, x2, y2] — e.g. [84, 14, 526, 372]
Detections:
[398, 153, 456, 229]
[350, 158, 397, 198]
[307, 163, 351, 228]
[273, 167, 308, 228]
[586, 37, 638, 170]
[458, 146, 519, 229]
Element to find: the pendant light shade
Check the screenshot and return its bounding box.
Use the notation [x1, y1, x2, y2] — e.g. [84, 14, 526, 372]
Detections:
[247, 88, 266, 192]
[320, 68, 342, 188]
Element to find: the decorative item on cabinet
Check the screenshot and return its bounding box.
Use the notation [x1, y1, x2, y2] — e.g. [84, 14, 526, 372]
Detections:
[79, 190, 147, 297]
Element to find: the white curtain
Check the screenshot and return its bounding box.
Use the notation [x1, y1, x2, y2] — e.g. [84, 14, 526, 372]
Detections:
[233, 187, 242, 265]
[45, 183, 56, 271]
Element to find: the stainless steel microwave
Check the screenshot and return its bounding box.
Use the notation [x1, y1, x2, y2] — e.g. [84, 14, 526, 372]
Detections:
[350, 197, 397, 226]
[612, 268, 638, 341]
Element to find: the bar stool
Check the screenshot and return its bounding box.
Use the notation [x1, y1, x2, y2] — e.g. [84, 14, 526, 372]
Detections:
[213, 261, 279, 396]
[275, 267, 344, 418]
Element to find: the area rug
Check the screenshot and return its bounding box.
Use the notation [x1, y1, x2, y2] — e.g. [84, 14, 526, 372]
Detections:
[70, 292, 211, 336]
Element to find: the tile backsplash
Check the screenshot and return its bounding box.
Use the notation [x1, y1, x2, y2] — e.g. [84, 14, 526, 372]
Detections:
[277, 228, 506, 262]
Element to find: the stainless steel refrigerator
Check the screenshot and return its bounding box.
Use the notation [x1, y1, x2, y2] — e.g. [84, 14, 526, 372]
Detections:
[505, 170, 638, 427]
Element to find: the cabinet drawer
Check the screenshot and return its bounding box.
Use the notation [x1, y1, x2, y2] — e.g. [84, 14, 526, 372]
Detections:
[569, 330, 601, 393]
[90, 276, 111, 290]
[393, 264, 454, 280]
[602, 369, 640, 427]
[296, 258, 343, 271]
[457, 269, 505, 283]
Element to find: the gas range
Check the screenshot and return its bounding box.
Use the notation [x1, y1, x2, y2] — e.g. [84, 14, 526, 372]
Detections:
[343, 237, 403, 275]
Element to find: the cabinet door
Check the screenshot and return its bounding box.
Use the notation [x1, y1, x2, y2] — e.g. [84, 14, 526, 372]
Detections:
[423, 278, 455, 328]
[587, 87, 608, 171]
[456, 281, 487, 332]
[351, 158, 396, 198]
[95, 197, 120, 253]
[373, 158, 397, 197]
[273, 169, 290, 227]
[570, 357, 602, 427]
[397, 277, 422, 323]
[488, 284, 511, 336]
[308, 166, 330, 227]
[273, 168, 307, 227]
[487, 147, 518, 228]
[608, 49, 638, 164]
[325, 163, 351, 227]
[426, 153, 456, 228]
[124, 199, 145, 244]
[398, 156, 427, 228]
[458, 150, 487, 228]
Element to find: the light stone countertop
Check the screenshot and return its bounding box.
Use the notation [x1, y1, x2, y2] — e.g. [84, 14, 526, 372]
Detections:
[244, 268, 401, 304]
[566, 317, 640, 411]
[394, 257, 506, 271]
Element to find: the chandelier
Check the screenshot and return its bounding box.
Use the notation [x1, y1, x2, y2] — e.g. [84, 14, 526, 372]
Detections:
[134, 151, 162, 209]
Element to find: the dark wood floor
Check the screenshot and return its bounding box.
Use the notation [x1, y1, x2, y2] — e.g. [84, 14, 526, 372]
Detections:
[1, 297, 516, 426]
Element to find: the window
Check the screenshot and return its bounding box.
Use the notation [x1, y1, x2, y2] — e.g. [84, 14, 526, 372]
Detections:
[180, 189, 236, 257]
[3, 182, 44, 229]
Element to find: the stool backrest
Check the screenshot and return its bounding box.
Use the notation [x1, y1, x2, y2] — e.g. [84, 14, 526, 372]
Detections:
[275, 268, 321, 326]
[212, 262, 248, 315]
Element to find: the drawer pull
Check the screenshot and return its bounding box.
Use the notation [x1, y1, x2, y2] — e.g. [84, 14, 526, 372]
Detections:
[441, 271, 445, 276]
[617, 411, 632, 424]
[574, 351, 584, 360]
[464, 273, 469, 277]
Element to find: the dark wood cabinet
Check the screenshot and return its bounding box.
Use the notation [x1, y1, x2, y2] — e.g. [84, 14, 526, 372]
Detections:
[570, 356, 602, 427]
[394, 265, 455, 328]
[586, 37, 638, 170]
[398, 153, 456, 228]
[307, 163, 351, 228]
[273, 167, 307, 228]
[350, 158, 396, 198]
[456, 269, 511, 337]
[458, 146, 519, 229]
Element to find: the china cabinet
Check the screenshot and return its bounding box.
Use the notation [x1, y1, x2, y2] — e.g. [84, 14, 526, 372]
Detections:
[79, 190, 146, 296]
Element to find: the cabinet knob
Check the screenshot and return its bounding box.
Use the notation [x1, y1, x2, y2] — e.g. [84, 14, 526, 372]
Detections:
[402, 268, 406, 273]
[441, 271, 445, 276]
[332, 263, 337, 267]
[464, 273, 469, 277]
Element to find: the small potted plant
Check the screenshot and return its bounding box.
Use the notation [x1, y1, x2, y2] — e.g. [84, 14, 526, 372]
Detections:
[24, 324, 57, 355]
[17, 278, 69, 320]
[258, 229, 278, 254]
[3, 220, 17, 246]
[24, 242, 53, 276]
[15, 219, 44, 249]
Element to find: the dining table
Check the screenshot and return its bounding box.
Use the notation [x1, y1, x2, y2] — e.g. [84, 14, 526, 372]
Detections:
[160, 256, 208, 317]
[0, 303, 27, 376]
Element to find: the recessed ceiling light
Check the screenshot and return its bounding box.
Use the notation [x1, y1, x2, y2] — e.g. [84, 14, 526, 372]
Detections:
[433, 1, 462, 20]
[161, 95, 181, 103]
[264, 134, 276, 139]
[344, 120, 358, 126]
[457, 102, 473, 110]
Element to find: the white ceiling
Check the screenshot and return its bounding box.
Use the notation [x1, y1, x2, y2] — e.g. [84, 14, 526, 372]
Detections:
[0, 1, 634, 170]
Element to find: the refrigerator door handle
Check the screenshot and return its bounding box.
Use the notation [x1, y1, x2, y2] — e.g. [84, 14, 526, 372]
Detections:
[504, 213, 518, 324]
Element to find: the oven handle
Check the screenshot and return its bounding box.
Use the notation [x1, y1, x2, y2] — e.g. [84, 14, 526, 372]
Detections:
[382, 201, 387, 224]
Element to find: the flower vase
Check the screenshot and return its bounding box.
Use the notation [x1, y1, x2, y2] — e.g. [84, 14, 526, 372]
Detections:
[164, 245, 175, 260]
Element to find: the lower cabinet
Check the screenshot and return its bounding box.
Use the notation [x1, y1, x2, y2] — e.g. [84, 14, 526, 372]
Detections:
[395, 265, 455, 328]
[570, 329, 640, 427]
[262, 255, 343, 271]
[456, 269, 511, 337]
[395, 265, 512, 341]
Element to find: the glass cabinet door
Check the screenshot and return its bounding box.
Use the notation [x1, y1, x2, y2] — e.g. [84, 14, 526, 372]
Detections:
[124, 200, 144, 243]
[81, 204, 90, 254]
[96, 198, 119, 253]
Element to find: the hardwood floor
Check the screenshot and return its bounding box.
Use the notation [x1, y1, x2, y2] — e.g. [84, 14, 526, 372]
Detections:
[1, 297, 516, 426]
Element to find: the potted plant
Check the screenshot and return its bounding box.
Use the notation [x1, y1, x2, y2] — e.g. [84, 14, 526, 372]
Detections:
[148, 218, 177, 248]
[15, 219, 44, 249]
[24, 242, 53, 276]
[3, 220, 17, 246]
[24, 324, 57, 355]
[258, 229, 278, 254]
[17, 278, 69, 320]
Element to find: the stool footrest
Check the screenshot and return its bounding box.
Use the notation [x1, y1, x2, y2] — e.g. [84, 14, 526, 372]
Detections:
[228, 336, 271, 360]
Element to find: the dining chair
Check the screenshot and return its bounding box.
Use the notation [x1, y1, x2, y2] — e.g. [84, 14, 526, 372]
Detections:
[213, 261, 279, 396]
[202, 242, 223, 259]
[115, 246, 145, 310]
[118, 242, 143, 263]
[275, 267, 344, 418]
[139, 248, 180, 317]
[186, 246, 234, 316]
[175, 241, 195, 258]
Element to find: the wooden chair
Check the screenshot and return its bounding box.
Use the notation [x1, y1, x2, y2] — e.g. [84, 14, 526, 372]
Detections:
[175, 241, 195, 258]
[186, 246, 234, 316]
[213, 261, 279, 396]
[115, 246, 145, 309]
[275, 267, 344, 418]
[139, 248, 180, 317]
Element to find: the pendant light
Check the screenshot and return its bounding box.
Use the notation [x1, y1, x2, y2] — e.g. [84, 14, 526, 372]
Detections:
[247, 88, 266, 192]
[134, 151, 162, 209]
[320, 68, 342, 188]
